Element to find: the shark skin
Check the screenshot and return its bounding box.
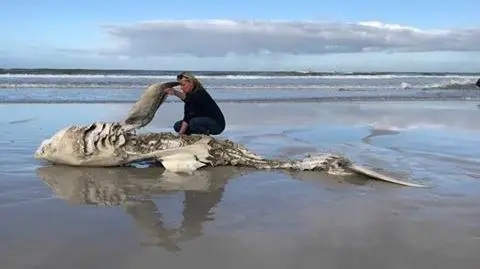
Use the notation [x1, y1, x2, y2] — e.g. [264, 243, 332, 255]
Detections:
[33, 82, 425, 188]
[33, 122, 425, 187]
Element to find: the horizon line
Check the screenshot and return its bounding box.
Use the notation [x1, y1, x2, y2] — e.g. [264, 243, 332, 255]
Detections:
[1, 67, 479, 75]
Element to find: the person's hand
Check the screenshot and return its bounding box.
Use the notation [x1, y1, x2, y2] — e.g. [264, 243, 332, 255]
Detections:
[164, 87, 175, 95]
[178, 132, 188, 146]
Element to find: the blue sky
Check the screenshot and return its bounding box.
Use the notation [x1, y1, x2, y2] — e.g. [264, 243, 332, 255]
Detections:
[1, 0, 479, 71]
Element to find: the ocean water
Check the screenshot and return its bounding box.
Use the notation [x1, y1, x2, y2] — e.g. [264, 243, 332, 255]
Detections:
[0, 70, 480, 268]
[0, 69, 479, 103]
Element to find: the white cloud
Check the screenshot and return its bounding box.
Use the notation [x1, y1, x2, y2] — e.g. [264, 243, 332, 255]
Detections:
[3, 20, 479, 72]
[100, 20, 480, 57]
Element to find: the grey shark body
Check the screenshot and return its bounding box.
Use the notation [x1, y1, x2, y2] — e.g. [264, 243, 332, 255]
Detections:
[33, 82, 425, 187]
[122, 81, 180, 131]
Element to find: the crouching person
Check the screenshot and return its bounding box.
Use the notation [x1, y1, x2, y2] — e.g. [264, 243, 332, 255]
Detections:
[164, 71, 225, 135]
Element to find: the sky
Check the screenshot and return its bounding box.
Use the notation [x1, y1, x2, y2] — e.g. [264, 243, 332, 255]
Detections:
[1, 0, 479, 72]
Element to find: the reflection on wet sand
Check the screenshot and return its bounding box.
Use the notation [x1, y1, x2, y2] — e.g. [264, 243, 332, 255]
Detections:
[36, 165, 247, 252]
[286, 170, 370, 186]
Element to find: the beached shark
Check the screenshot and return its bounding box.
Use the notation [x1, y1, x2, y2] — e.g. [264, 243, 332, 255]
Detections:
[33, 82, 425, 187]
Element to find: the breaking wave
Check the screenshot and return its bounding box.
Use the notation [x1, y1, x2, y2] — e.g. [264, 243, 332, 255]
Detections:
[0, 73, 478, 90]
[0, 70, 477, 93]
[0, 82, 403, 89]
[421, 78, 479, 90]
[2, 96, 478, 104]
[1, 68, 477, 77]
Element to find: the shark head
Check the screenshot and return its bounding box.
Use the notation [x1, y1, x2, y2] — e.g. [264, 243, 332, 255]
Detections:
[122, 81, 178, 130]
[34, 126, 82, 164]
[34, 122, 129, 166]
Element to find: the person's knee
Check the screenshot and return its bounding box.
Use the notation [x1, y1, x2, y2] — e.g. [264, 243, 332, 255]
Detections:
[173, 120, 182, 132]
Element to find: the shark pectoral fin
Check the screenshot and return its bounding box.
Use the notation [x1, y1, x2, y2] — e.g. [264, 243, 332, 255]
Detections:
[160, 152, 208, 173]
[348, 164, 426, 188]
[144, 142, 213, 173]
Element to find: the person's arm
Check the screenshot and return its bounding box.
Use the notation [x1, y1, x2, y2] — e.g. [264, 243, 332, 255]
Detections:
[172, 88, 186, 100]
[178, 121, 189, 135]
[179, 100, 191, 135]
[164, 87, 186, 100]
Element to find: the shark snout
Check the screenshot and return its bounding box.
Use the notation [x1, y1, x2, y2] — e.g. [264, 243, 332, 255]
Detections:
[34, 145, 44, 159]
[34, 138, 52, 159]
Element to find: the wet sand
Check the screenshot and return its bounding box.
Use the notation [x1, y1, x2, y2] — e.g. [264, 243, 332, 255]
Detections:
[1, 101, 480, 268]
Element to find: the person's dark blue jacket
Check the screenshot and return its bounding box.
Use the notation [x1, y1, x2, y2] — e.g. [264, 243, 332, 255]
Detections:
[182, 87, 225, 130]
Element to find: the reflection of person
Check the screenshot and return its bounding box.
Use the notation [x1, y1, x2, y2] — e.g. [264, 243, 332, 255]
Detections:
[122, 187, 226, 252]
[179, 187, 225, 241]
[123, 200, 181, 252]
[164, 72, 225, 136]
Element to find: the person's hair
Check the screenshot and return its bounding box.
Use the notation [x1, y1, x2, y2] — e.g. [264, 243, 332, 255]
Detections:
[176, 71, 204, 92]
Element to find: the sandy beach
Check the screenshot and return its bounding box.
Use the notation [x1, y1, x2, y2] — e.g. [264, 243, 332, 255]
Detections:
[0, 100, 479, 268]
